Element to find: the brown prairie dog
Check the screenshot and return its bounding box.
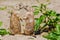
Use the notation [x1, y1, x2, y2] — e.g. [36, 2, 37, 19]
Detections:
[10, 11, 21, 35]
[23, 12, 34, 35]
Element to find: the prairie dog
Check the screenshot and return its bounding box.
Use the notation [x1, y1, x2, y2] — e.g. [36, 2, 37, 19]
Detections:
[10, 11, 21, 34]
[23, 12, 34, 35]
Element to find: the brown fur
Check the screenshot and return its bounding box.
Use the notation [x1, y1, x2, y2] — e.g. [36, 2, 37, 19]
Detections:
[23, 12, 34, 35]
[10, 12, 21, 34]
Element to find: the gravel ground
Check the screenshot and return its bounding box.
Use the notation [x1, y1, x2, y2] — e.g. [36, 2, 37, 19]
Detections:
[0, 0, 60, 40]
[0, 35, 47, 40]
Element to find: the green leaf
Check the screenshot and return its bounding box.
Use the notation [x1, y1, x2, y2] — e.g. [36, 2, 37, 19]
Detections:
[44, 24, 60, 40]
[44, 32, 57, 40]
[57, 36, 60, 40]
[34, 19, 40, 31]
[55, 24, 60, 34]
[0, 6, 7, 10]
[39, 15, 46, 23]
[34, 15, 46, 31]
[45, 10, 56, 16]
[0, 29, 9, 35]
[32, 6, 40, 15]
[57, 16, 60, 19]
[56, 16, 60, 21]
[34, 9, 39, 15]
[0, 21, 3, 27]
[32, 6, 39, 9]
[50, 10, 56, 16]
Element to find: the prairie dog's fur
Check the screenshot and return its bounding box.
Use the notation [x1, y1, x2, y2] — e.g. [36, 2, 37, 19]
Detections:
[10, 6, 34, 35]
[10, 11, 21, 34]
[23, 12, 34, 35]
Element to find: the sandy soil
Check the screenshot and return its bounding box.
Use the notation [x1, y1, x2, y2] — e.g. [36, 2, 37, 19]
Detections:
[0, 0, 60, 40]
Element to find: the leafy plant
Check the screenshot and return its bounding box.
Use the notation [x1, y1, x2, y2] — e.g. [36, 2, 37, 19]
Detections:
[44, 24, 60, 40]
[0, 6, 7, 10]
[34, 15, 46, 31]
[0, 29, 9, 35]
[44, 12, 60, 40]
[33, 4, 47, 31]
[32, 6, 40, 15]
[0, 21, 9, 35]
[0, 21, 3, 27]
[33, 3, 60, 40]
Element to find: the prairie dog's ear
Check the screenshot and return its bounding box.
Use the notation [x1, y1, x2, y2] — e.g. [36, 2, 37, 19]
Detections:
[10, 11, 21, 35]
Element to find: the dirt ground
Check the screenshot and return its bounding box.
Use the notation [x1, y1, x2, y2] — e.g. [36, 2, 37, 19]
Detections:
[0, 0, 60, 40]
